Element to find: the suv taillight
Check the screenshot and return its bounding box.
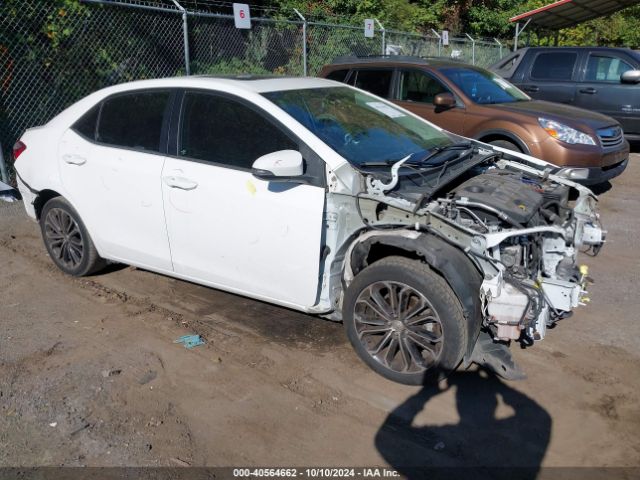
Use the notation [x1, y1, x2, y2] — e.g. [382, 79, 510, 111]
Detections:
[13, 140, 26, 160]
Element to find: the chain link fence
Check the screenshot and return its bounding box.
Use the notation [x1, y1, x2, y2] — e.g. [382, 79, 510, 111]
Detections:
[0, 0, 507, 180]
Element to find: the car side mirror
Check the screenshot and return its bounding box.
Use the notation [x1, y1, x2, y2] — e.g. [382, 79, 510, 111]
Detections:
[621, 70, 640, 84]
[433, 92, 456, 110]
[251, 150, 304, 182]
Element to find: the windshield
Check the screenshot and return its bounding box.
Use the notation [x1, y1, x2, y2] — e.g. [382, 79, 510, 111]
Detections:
[263, 87, 453, 167]
[440, 67, 529, 105]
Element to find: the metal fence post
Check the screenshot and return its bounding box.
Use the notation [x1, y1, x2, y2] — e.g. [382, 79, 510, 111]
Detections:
[294, 9, 307, 76]
[172, 0, 190, 75]
[375, 18, 385, 55]
[465, 33, 476, 65]
[0, 145, 9, 184]
[494, 37, 503, 59]
[431, 29, 441, 56]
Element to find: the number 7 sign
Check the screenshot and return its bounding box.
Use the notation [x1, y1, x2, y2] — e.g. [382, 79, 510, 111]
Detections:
[364, 19, 374, 38]
[233, 3, 251, 29]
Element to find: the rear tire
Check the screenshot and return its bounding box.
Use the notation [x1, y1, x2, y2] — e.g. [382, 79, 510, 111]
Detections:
[40, 197, 106, 276]
[488, 139, 521, 152]
[343, 256, 467, 385]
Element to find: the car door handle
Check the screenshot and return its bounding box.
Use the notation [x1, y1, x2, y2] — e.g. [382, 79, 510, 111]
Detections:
[579, 87, 597, 95]
[523, 86, 539, 93]
[163, 175, 198, 191]
[63, 154, 87, 165]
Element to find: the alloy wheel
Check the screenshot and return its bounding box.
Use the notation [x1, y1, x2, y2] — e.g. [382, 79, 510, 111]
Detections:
[353, 281, 444, 374]
[43, 207, 85, 269]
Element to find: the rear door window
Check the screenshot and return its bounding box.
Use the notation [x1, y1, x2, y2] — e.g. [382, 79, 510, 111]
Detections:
[530, 52, 578, 81]
[97, 90, 170, 153]
[399, 70, 449, 103]
[585, 55, 634, 82]
[352, 69, 393, 98]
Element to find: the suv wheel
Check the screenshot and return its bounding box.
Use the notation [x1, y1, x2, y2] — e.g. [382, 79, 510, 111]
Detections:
[488, 139, 521, 152]
[343, 256, 467, 385]
[40, 197, 106, 276]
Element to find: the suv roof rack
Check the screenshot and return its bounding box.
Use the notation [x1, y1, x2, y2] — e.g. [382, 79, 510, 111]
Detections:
[331, 55, 425, 64]
[330, 55, 465, 65]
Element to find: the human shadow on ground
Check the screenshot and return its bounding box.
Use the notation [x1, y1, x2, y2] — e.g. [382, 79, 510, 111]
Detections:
[375, 369, 551, 480]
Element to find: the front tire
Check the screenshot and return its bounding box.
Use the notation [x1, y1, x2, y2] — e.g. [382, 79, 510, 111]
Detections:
[488, 139, 521, 152]
[343, 256, 467, 385]
[40, 197, 106, 276]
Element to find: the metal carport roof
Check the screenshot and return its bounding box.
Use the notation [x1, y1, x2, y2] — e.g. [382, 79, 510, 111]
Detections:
[509, 0, 640, 30]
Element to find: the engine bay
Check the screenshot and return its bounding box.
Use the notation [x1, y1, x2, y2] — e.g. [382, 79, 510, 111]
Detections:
[437, 167, 603, 345]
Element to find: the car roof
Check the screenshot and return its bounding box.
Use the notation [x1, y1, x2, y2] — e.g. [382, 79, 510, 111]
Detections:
[97, 75, 341, 95]
[490, 46, 640, 74]
[46, 75, 346, 133]
[327, 55, 468, 69]
[516, 46, 635, 52]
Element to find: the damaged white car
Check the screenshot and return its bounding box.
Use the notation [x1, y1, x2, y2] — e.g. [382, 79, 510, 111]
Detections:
[13, 77, 605, 384]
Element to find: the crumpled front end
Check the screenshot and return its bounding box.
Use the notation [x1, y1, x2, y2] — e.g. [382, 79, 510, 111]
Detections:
[340, 144, 606, 378]
[436, 158, 605, 345]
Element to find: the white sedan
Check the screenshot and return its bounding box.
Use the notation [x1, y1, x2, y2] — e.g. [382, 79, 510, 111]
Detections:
[14, 76, 604, 384]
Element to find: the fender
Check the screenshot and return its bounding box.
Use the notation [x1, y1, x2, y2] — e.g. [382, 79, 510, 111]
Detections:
[348, 232, 484, 363]
[474, 129, 531, 155]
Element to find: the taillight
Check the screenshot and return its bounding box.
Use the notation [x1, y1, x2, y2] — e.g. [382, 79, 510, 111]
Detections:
[13, 140, 26, 160]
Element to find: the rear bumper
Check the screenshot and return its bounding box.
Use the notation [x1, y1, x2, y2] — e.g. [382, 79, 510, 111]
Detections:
[0, 180, 21, 202]
[16, 174, 37, 219]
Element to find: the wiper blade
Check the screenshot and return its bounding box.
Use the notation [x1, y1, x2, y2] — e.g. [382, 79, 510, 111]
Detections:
[411, 147, 477, 214]
[413, 142, 474, 165]
[357, 160, 398, 167]
[435, 147, 475, 182]
[358, 142, 474, 168]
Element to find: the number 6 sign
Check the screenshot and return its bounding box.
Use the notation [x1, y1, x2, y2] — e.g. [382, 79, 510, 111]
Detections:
[233, 3, 251, 29]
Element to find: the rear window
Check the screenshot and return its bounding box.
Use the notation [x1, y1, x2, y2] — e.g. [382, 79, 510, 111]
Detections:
[97, 90, 170, 152]
[530, 52, 577, 81]
[498, 53, 520, 71]
[352, 70, 393, 98]
[325, 69, 350, 83]
[72, 104, 100, 140]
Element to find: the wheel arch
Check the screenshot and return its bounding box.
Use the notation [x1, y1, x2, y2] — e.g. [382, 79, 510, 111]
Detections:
[475, 129, 530, 155]
[34, 189, 63, 220]
[345, 231, 484, 363]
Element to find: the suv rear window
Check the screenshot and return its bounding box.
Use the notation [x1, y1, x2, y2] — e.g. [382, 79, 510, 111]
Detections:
[399, 70, 448, 103]
[325, 69, 349, 82]
[531, 52, 577, 81]
[352, 70, 393, 98]
[97, 91, 170, 152]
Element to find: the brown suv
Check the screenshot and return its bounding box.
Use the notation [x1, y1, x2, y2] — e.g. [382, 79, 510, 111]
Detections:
[319, 56, 629, 185]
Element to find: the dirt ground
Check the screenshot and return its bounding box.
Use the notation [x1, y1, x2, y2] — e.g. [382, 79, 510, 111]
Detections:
[1, 155, 640, 475]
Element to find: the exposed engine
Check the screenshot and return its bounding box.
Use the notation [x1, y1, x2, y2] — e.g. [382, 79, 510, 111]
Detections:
[349, 144, 607, 370]
[438, 170, 604, 344]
